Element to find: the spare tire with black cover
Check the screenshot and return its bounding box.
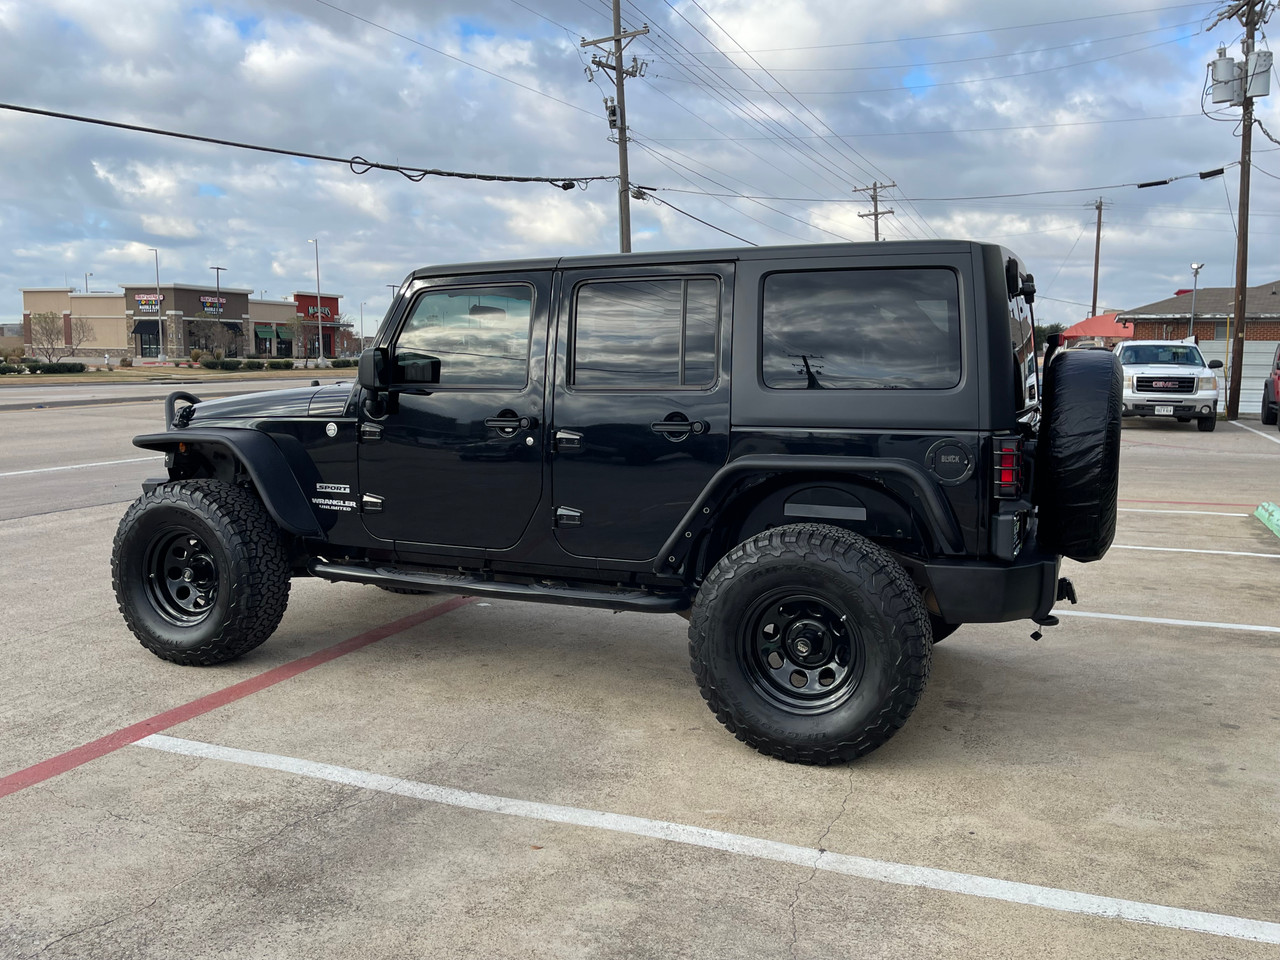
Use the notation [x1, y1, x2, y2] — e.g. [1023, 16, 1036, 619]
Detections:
[1035, 348, 1123, 562]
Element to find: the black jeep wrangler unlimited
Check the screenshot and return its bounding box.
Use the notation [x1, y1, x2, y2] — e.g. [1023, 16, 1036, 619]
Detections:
[112, 241, 1122, 764]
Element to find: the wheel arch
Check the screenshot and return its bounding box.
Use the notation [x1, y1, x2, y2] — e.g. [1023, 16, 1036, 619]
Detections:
[133, 428, 324, 538]
[656, 455, 967, 581]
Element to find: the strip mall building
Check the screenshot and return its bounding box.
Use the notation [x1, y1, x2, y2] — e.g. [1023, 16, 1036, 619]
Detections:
[19, 284, 351, 360]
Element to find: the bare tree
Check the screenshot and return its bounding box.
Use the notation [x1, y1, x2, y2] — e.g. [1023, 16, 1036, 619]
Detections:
[29, 312, 67, 362]
[69, 317, 96, 356]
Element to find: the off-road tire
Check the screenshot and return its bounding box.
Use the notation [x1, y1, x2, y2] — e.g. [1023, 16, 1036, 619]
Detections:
[112, 480, 291, 665]
[1036, 348, 1123, 562]
[688, 523, 931, 765]
[1197, 416, 1217, 432]
[1261, 389, 1277, 426]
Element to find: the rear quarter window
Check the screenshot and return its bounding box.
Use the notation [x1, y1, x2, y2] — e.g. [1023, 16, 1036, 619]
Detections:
[761, 267, 961, 389]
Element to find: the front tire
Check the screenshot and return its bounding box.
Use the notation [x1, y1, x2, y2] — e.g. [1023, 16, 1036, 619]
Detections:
[688, 524, 931, 765]
[112, 480, 291, 665]
[1197, 416, 1217, 432]
[1262, 389, 1277, 426]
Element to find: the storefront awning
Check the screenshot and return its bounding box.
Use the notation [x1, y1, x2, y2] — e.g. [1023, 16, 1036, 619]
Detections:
[253, 324, 276, 339]
[130, 320, 158, 336]
[276, 326, 295, 340]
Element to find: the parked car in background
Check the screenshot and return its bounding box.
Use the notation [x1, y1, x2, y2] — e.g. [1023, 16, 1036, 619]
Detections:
[1261, 343, 1280, 427]
[1115, 338, 1222, 432]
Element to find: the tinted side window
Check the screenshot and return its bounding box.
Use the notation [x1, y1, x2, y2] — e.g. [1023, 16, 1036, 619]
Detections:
[572, 278, 719, 389]
[395, 285, 532, 387]
[761, 268, 961, 389]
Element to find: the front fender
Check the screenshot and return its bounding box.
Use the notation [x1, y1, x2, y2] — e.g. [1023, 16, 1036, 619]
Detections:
[133, 428, 324, 538]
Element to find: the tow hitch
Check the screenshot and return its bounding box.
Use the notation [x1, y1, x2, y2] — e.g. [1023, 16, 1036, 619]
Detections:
[1031, 577, 1077, 640]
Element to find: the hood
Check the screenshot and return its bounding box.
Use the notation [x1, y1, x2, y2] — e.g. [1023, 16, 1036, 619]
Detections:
[1120, 362, 1210, 377]
[180, 383, 353, 426]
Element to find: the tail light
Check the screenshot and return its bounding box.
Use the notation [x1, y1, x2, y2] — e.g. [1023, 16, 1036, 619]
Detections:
[993, 437, 1023, 499]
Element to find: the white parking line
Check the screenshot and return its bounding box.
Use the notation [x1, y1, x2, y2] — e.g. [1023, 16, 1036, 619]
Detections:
[1057, 610, 1280, 634]
[1110, 544, 1280, 559]
[1117, 508, 1249, 517]
[0, 456, 162, 478]
[135, 734, 1280, 946]
[1228, 420, 1280, 445]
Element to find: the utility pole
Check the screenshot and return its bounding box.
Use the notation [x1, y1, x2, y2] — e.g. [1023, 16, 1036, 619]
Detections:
[582, 3, 648, 253]
[854, 182, 895, 241]
[1210, 1, 1273, 419]
[1090, 198, 1105, 317]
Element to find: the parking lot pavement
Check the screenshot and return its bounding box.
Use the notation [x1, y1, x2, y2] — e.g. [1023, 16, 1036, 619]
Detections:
[1, 410, 1278, 958]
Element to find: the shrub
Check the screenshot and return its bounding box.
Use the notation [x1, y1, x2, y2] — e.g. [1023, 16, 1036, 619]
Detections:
[331, 358, 355, 368]
[220, 359, 243, 371]
[243, 359, 265, 370]
[119, 356, 133, 368]
[190, 348, 203, 363]
[173, 360, 182, 367]
[32, 362, 87, 374]
[0, 363, 24, 375]
[199, 356, 221, 369]
[267, 359, 294, 370]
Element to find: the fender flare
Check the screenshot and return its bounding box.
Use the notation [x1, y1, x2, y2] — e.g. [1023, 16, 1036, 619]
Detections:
[654, 455, 965, 574]
[133, 428, 324, 538]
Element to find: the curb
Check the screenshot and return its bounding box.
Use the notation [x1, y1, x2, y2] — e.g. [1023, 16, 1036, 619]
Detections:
[1255, 502, 1280, 541]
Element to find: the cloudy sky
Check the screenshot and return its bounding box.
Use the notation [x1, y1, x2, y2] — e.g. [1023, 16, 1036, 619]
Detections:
[1, 0, 1277, 331]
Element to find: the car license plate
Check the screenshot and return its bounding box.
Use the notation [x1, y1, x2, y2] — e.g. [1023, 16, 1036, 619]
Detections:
[1156, 405, 1174, 416]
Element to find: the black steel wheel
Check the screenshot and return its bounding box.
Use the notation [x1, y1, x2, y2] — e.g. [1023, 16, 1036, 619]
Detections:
[689, 523, 931, 765]
[112, 480, 291, 665]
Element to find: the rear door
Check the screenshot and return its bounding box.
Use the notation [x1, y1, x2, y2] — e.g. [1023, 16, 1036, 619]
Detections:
[549, 264, 733, 561]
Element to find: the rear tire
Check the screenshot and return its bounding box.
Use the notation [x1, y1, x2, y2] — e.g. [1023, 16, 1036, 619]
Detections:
[1262, 389, 1277, 426]
[688, 524, 931, 765]
[112, 480, 291, 665]
[1035, 349, 1123, 562]
[1197, 416, 1217, 432]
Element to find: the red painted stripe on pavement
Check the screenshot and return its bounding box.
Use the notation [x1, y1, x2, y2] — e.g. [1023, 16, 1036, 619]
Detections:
[0, 596, 474, 800]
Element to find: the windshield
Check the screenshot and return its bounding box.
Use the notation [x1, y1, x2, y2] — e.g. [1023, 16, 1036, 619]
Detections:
[1117, 343, 1204, 366]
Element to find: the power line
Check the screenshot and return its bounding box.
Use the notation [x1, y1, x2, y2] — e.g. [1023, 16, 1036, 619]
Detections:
[646, 194, 757, 244]
[669, 3, 1211, 54]
[649, 164, 1239, 202]
[651, 34, 1199, 96]
[0, 102, 612, 189]
[310, 0, 597, 119]
[642, 113, 1202, 142]
[651, 18, 1202, 73]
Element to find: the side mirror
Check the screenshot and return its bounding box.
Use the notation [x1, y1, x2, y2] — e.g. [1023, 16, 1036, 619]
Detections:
[1208, 359, 1224, 370]
[358, 347, 389, 392]
[1020, 273, 1036, 304]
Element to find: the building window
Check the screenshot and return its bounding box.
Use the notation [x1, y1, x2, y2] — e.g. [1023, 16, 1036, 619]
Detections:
[138, 332, 159, 358]
[571, 278, 720, 389]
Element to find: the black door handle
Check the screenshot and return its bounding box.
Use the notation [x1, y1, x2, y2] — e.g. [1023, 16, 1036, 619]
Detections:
[484, 414, 534, 432]
[651, 419, 707, 437]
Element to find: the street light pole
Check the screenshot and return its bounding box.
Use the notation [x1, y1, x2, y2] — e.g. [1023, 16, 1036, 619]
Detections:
[1188, 263, 1203, 338]
[359, 301, 366, 351]
[84, 271, 92, 293]
[210, 266, 226, 356]
[308, 239, 324, 365]
[148, 248, 165, 360]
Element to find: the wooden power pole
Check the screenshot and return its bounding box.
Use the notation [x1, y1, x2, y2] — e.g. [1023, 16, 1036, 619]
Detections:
[583, 3, 648, 253]
[855, 182, 895, 240]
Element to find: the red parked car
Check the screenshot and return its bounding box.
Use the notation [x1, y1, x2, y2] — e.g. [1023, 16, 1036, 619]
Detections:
[1263, 344, 1280, 428]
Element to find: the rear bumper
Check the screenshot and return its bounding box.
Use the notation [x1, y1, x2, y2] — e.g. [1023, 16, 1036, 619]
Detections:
[921, 549, 1061, 624]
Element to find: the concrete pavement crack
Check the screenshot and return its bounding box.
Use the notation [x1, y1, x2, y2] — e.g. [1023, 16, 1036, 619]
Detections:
[788, 770, 855, 960]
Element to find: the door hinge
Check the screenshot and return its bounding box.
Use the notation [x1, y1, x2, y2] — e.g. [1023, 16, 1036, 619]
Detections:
[362, 494, 384, 514]
[554, 506, 583, 528]
[360, 422, 383, 442]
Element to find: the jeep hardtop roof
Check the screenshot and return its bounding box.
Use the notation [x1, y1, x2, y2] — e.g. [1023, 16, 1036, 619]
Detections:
[405, 239, 1012, 283]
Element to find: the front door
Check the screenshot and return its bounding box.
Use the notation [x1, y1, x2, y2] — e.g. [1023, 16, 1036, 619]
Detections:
[358, 274, 549, 549]
[550, 264, 733, 561]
